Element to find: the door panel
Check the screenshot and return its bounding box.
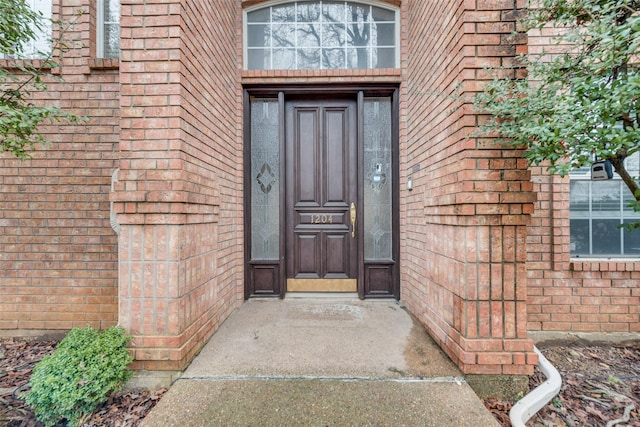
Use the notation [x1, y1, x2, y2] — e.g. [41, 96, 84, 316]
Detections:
[286, 99, 358, 292]
[325, 233, 350, 275]
[325, 109, 349, 204]
[297, 110, 320, 204]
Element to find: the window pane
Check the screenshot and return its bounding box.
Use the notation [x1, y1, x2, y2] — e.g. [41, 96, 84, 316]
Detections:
[272, 24, 296, 48]
[348, 4, 371, 23]
[375, 23, 395, 46]
[591, 219, 622, 255]
[248, 24, 270, 47]
[273, 48, 296, 69]
[372, 6, 395, 21]
[322, 23, 346, 46]
[272, 4, 296, 22]
[622, 222, 640, 255]
[104, 23, 120, 58]
[591, 180, 620, 217]
[364, 97, 393, 260]
[570, 219, 590, 256]
[248, 8, 270, 23]
[347, 23, 370, 46]
[251, 99, 280, 260]
[623, 179, 640, 215]
[570, 180, 590, 214]
[297, 2, 321, 21]
[374, 47, 395, 68]
[347, 47, 368, 68]
[104, 0, 119, 22]
[296, 49, 320, 70]
[323, 2, 346, 22]
[248, 49, 270, 70]
[297, 24, 322, 47]
[322, 48, 345, 68]
[298, 48, 320, 68]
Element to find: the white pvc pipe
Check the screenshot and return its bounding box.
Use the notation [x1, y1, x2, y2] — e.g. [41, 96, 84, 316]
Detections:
[509, 346, 562, 427]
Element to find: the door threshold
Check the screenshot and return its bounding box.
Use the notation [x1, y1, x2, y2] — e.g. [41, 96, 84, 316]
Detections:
[286, 292, 360, 300]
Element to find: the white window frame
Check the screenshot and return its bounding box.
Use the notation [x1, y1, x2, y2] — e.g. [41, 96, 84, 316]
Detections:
[96, 0, 119, 58]
[243, 0, 400, 70]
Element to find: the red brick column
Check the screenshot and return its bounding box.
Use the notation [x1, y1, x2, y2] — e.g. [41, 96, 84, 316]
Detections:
[113, 0, 242, 371]
[404, 0, 537, 375]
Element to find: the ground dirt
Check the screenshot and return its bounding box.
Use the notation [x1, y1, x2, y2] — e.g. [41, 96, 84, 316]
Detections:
[2, 337, 639, 426]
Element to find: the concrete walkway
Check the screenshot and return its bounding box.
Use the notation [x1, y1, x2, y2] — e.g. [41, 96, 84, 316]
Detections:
[141, 298, 499, 426]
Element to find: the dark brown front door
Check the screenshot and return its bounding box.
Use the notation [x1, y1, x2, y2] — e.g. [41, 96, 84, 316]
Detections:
[285, 99, 358, 292]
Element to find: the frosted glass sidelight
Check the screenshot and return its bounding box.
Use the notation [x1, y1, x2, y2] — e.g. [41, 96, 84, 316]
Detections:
[251, 99, 280, 260]
[364, 97, 392, 260]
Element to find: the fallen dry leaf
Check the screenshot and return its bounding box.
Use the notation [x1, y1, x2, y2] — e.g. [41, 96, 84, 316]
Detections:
[483, 344, 640, 427]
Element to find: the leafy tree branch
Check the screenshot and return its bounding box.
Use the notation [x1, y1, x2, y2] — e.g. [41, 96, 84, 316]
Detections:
[0, 0, 85, 159]
[475, 0, 640, 213]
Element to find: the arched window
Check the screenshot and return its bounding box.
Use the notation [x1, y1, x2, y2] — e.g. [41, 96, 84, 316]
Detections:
[245, 1, 398, 70]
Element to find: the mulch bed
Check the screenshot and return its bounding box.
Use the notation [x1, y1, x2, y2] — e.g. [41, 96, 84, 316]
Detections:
[0, 338, 166, 427]
[484, 344, 640, 427]
[2, 337, 640, 426]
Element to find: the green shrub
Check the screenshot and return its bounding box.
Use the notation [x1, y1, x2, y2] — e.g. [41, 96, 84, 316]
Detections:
[24, 325, 133, 427]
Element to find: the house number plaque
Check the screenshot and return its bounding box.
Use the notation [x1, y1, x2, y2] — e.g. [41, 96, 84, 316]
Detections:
[311, 214, 334, 224]
[300, 213, 341, 225]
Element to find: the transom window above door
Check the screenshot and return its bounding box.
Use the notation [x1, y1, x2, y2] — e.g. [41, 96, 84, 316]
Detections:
[245, 1, 398, 70]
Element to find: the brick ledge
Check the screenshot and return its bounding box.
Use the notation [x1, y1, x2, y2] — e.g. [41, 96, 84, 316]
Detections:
[570, 259, 640, 272]
[242, 68, 402, 84]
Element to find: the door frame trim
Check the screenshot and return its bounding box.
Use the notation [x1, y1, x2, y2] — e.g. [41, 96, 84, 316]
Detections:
[243, 84, 400, 300]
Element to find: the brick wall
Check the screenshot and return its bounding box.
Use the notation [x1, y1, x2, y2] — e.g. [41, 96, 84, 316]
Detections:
[403, 0, 537, 375]
[0, 0, 119, 333]
[113, 0, 244, 371]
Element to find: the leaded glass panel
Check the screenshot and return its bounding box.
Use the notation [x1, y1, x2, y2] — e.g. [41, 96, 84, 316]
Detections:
[251, 99, 280, 260]
[246, 1, 398, 70]
[364, 97, 392, 260]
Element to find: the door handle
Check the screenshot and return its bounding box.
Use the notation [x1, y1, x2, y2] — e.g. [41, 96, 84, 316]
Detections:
[350, 202, 356, 238]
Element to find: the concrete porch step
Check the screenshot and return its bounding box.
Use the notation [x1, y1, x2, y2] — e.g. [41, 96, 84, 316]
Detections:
[140, 299, 499, 426]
